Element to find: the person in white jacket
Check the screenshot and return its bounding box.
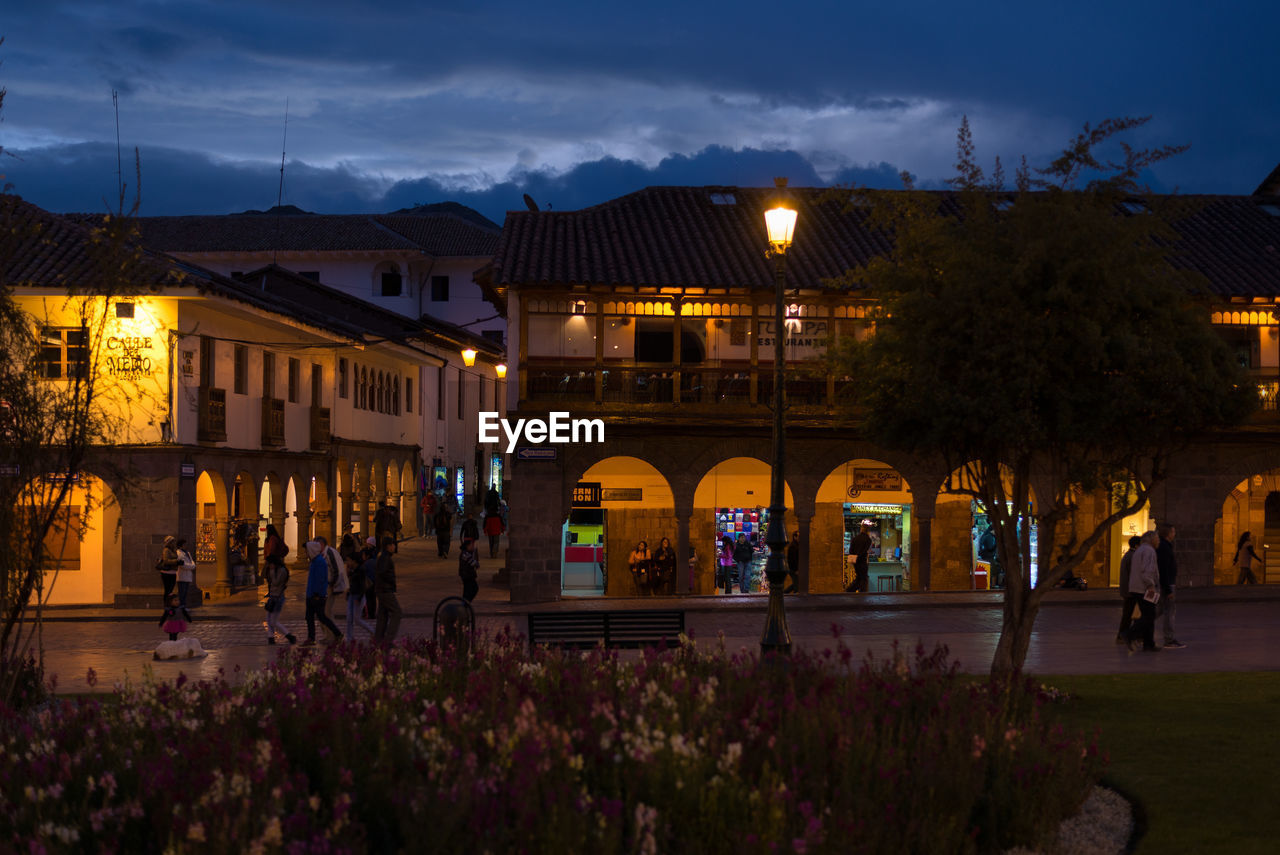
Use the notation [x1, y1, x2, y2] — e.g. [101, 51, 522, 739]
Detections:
[1127, 531, 1161, 653]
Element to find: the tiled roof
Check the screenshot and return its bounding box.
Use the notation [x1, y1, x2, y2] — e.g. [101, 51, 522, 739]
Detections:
[2, 195, 503, 354]
[233, 265, 504, 357]
[118, 210, 498, 257]
[490, 186, 1280, 299]
[2, 195, 189, 289]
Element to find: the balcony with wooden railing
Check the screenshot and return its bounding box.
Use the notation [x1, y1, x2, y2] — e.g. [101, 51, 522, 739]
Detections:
[261, 397, 285, 446]
[522, 359, 839, 415]
[310, 406, 331, 450]
[197, 386, 227, 442]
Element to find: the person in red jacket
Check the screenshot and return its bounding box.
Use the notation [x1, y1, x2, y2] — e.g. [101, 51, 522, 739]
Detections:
[483, 510, 505, 559]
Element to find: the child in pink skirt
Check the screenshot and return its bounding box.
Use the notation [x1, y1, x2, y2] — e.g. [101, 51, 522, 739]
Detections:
[159, 593, 193, 641]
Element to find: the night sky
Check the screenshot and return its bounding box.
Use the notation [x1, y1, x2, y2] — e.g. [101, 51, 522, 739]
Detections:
[1, 0, 1275, 224]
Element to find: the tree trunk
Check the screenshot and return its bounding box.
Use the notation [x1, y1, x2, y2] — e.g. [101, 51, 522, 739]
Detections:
[991, 587, 1042, 678]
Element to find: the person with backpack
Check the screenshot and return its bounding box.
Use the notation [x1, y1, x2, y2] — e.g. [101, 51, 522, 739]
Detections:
[344, 553, 375, 639]
[459, 538, 480, 602]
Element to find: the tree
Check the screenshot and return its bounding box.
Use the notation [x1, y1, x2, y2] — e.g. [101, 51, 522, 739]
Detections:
[831, 117, 1255, 677]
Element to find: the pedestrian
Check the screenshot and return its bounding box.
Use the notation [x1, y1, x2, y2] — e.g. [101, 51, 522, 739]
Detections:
[1127, 531, 1162, 653]
[687, 545, 698, 593]
[733, 533, 754, 594]
[846, 520, 873, 593]
[717, 536, 735, 595]
[1156, 524, 1185, 649]
[652, 537, 677, 594]
[423, 490, 440, 536]
[262, 524, 288, 585]
[360, 540, 379, 621]
[483, 510, 505, 559]
[374, 536, 403, 643]
[1234, 531, 1262, 585]
[156, 535, 181, 599]
[434, 504, 454, 558]
[460, 509, 480, 544]
[375, 501, 402, 545]
[320, 536, 348, 640]
[339, 525, 360, 564]
[344, 553, 375, 639]
[158, 592, 192, 641]
[629, 540, 652, 593]
[459, 537, 480, 602]
[262, 553, 297, 645]
[1116, 535, 1143, 644]
[302, 540, 342, 646]
[785, 530, 800, 594]
[484, 484, 502, 517]
[175, 538, 196, 607]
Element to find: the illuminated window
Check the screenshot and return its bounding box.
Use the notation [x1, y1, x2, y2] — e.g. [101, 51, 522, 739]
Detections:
[38, 327, 88, 379]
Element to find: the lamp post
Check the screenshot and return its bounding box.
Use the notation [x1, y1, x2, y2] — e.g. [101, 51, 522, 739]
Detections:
[761, 177, 796, 655]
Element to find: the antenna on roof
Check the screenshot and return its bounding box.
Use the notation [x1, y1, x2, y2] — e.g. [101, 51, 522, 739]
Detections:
[112, 90, 123, 209]
[273, 98, 289, 269]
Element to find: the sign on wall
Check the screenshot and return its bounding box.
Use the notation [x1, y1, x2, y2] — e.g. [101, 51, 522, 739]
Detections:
[572, 482, 602, 507]
[104, 334, 157, 379]
[852, 469, 902, 491]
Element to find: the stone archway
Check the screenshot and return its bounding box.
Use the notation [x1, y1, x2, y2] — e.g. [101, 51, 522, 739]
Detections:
[815, 460, 915, 593]
[571, 456, 676, 598]
[692, 457, 795, 596]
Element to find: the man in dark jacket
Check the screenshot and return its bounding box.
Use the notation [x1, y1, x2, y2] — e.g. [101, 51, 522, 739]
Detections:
[1156, 524, 1185, 648]
[846, 521, 873, 593]
[373, 537, 402, 643]
[732, 534, 754, 594]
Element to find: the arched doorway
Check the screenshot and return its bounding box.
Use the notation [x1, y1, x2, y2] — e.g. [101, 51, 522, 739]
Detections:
[816, 460, 915, 593]
[1218, 472, 1280, 585]
[195, 469, 232, 588]
[25, 473, 121, 606]
[1106, 479, 1153, 586]
[567, 456, 675, 597]
[693, 458, 794, 596]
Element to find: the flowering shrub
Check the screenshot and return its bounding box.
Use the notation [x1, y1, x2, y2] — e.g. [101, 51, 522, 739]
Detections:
[0, 632, 1101, 853]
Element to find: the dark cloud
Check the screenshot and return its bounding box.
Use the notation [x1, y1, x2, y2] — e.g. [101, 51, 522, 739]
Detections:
[112, 26, 192, 62]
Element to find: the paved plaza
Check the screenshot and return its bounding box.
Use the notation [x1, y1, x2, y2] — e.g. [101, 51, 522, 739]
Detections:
[27, 534, 1280, 693]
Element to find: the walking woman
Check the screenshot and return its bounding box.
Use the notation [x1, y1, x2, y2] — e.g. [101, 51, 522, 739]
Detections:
[263, 553, 297, 645]
[1235, 531, 1262, 585]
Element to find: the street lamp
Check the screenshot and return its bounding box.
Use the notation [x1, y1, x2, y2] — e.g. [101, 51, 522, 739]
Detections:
[461, 348, 477, 367]
[761, 177, 796, 656]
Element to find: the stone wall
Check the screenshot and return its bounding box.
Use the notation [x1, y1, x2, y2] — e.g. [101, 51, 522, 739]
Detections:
[932, 498, 974, 590]
[810, 503, 847, 593]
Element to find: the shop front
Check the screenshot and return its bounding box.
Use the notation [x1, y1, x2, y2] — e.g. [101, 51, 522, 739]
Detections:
[843, 502, 911, 591]
[970, 502, 1037, 589]
[714, 506, 771, 593]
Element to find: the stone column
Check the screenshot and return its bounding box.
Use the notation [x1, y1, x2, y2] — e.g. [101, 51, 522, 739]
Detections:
[295, 502, 313, 554]
[358, 487, 371, 539]
[676, 510, 691, 593]
[213, 515, 232, 598]
[915, 515, 932, 591]
[796, 514, 812, 593]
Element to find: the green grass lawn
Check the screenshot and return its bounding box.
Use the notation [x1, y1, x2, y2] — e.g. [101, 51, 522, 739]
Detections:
[1043, 673, 1280, 854]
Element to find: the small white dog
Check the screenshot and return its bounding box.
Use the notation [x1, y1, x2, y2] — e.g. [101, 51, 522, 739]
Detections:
[153, 637, 208, 660]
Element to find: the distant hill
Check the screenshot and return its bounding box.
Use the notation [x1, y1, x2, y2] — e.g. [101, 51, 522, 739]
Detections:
[235, 205, 313, 215]
[388, 201, 500, 231]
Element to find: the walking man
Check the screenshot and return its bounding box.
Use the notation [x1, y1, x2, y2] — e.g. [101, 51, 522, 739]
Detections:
[302, 540, 342, 646]
[1128, 531, 1161, 653]
[1157, 524, 1185, 649]
[846, 520, 873, 593]
[373, 536, 403, 643]
[1116, 535, 1142, 644]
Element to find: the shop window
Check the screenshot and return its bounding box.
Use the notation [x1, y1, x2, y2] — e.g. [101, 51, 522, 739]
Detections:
[233, 345, 248, 395]
[431, 275, 449, 302]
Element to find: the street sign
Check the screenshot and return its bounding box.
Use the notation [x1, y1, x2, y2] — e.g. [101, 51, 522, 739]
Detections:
[516, 447, 557, 461]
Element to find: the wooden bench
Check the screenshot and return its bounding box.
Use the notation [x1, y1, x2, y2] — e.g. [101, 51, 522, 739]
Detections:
[527, 609, 685, 649]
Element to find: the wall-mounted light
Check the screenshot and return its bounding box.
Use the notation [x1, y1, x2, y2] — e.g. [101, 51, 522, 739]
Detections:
[495, 363, 507, 379]
[461, 348, 477, 367]
[573, 301, 587, 315]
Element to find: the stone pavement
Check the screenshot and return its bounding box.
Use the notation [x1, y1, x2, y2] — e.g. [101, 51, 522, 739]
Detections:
[26, 532, 1280, 693]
